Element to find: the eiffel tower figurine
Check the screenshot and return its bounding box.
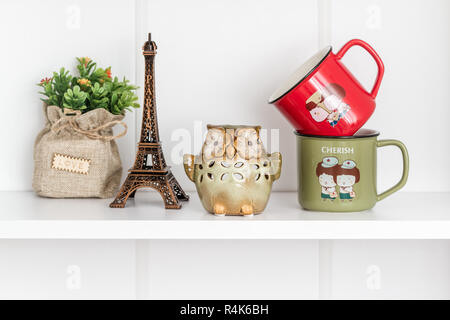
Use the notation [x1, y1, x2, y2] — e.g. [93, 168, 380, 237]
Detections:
[110, 33, 189, 209]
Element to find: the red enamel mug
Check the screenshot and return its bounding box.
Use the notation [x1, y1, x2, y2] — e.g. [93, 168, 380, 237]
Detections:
[268, 39, 384, 136]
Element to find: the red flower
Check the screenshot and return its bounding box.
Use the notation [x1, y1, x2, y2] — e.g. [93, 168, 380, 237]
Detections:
[80, 57, 91, 67]
[40, 77, 52, 85]
[106, 67, 112, 79]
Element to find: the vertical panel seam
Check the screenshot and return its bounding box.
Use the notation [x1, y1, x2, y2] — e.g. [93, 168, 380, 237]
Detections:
[133, 0, 151, 300]
[318, 0, 332, 48]
[317, 0, 333, 300]
[134, 0, 140, 149]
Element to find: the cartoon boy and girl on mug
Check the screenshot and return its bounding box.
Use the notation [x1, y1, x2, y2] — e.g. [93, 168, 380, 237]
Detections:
[305, 83, 351, 127]
[316, 157, 360, 200]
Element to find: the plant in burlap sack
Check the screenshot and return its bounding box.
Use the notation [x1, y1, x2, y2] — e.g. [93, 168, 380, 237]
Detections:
[33, 58, 139, 198]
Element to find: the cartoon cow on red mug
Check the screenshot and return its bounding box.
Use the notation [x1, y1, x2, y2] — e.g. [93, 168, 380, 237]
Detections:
[305, 83, 351, 127]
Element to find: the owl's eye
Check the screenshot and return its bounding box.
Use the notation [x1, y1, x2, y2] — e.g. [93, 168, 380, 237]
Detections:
[234, 128, 264, 160]
[202, 128, 225, 160]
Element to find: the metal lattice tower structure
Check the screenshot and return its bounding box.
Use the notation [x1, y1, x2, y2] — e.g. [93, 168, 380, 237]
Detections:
[110, 33, 189, 209]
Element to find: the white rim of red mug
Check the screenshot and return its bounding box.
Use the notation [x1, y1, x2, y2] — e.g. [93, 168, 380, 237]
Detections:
[268, 46, 332, 104]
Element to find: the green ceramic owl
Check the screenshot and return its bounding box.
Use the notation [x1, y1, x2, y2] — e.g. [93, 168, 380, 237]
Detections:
[184, 125, 282, 216]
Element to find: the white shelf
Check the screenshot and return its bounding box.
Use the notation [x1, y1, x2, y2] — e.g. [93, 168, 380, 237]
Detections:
[0, 191, 448, 239]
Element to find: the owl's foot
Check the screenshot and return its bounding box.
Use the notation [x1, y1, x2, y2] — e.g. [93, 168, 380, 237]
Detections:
[241, 204, 254, 216]
[213, 204, 226, 216]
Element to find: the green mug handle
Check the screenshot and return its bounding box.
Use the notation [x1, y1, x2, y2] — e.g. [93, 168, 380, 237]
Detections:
[376, 140, 409, 201]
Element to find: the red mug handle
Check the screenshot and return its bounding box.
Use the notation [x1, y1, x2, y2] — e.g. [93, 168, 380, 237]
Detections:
[336, 39, 384, 99]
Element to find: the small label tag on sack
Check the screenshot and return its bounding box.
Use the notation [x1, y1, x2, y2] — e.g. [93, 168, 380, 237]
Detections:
[52, 153, 90, 175]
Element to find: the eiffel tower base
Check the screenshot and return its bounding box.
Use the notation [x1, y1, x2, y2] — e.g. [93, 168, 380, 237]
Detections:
[110, 171, 189, 209]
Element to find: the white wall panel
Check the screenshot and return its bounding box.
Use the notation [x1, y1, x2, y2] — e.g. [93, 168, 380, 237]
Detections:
[0, 0, 136, 191]
[146, 240, 319, 299]
[1, 0, 448, 192]
[0, 0, 449, 301]
[0, 240, 135, 299]
[330, 240, 450, 299]
[145, 0, 318, 191]
[330, 0, 450, 192]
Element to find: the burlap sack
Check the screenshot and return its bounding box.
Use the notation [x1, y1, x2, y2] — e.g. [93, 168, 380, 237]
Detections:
[33, 105, 127, 198]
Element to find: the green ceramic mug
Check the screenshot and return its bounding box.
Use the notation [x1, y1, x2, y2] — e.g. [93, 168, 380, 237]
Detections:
[295, 129, 409, 212]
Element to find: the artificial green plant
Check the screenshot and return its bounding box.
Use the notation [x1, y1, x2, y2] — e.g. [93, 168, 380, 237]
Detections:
[38, 57, 139, 115]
